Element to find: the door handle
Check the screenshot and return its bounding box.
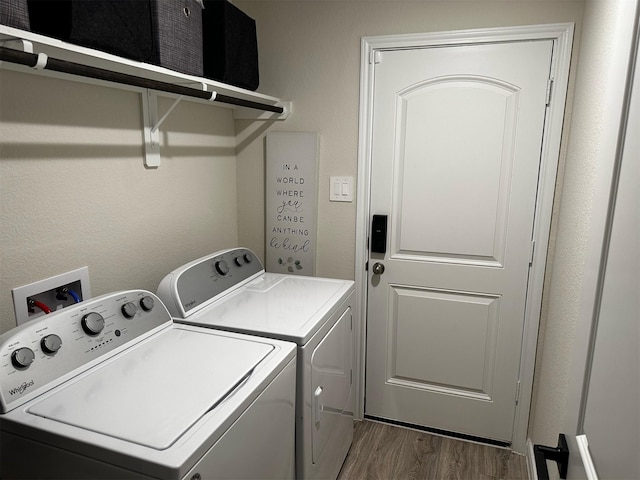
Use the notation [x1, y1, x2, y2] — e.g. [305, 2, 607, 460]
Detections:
[314, 386, 323, 425]
[372, 262, 385, 275]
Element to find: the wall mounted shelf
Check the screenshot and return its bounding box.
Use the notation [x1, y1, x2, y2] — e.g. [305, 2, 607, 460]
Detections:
[0, 24, 291, 167]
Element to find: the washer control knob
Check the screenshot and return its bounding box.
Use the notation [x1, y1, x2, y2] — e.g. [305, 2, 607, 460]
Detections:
[234, 256, 245, 267]
[243, 253, 253, 264]
[215, 260, 230, 276]
[121, 302, 137, 319]
[41, 334, 62, 354]
[140, 295, 155, 312]
[12, 347, 35, 369]
[81, 312, 105, 336]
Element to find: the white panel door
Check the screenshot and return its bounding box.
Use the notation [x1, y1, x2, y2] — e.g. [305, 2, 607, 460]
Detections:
[365, 40, 553, 442]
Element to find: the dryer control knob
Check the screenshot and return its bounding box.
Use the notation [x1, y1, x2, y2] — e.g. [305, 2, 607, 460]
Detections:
[243, 253, 253, 264]
[41, 334, 62, 354]
[12, 347, 35, 369]
[140, 295, 155, 312]
[215, 260, 230, 276]
[121, 302, 137, 319]
[81, 312, 105, 336]
[234, 256, 245, 267]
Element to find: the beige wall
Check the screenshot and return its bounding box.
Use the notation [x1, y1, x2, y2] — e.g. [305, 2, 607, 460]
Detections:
[0, 71, 239, 334]
[2, 0, 622, 453]
[235, 0, 585, 445]
[532, 0, 640, 448]
[235, 0, 584, 281]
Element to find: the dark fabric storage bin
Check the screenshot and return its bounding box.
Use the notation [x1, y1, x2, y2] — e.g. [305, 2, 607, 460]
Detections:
[202, 0, 259, 91]
[0, 0, 31, 30]
[27, 0, 203, 77]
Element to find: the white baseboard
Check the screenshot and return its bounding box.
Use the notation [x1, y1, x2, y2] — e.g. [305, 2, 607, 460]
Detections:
[527, 438, 539, 480]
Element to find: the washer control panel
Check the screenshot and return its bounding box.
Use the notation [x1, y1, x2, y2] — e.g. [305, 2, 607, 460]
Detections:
[158, 248, 264, 318]
[0, 290, 171, 413]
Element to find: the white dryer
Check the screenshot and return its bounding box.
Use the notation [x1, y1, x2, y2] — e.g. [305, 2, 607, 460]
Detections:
[157, 247, 355, 480]
[0, 290, 296, 479]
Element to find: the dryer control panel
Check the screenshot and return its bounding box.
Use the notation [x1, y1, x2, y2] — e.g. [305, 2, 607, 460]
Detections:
[158, 247, 265, 318]
[0, 290, 172, 413]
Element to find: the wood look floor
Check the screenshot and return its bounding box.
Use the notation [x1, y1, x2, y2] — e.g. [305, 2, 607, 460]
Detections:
[337, 420, 529, 480]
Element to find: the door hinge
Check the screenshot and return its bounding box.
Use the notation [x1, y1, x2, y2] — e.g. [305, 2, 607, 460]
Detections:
[350, 369, 353, 385]
[515, 380, 521, 405]
[529, 240, 536, 265]
[545, 78, 554, 106]
[365, 261, 369, 271]
[370, 50, 382, 64]
[350, 315, 353, 331]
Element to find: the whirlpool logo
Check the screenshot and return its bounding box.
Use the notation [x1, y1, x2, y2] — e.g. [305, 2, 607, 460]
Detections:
[8, 380, 35, 396]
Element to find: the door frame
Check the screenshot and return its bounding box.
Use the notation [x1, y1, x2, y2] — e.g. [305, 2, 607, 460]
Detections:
[354, 23, 574, 454]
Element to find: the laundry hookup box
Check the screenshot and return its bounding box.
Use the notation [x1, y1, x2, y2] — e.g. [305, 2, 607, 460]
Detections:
[27, 0, 204, 77]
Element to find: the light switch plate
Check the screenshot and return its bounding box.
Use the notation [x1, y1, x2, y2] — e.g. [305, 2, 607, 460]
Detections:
[330, 176, 354, 202]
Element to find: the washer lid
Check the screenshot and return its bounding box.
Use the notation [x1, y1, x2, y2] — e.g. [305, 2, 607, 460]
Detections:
[184, 275, 353, 344]
[26, 326, 273, 450]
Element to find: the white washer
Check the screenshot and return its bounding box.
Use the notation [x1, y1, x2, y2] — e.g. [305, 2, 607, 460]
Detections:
[157, 248, 355, 480]
[0, 290, 296, 479]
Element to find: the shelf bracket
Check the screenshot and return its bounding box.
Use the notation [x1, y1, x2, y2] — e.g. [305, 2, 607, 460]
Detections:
[0, 36, 33, 54]
[142, 89, 161, 167]
[144, 89, 186, 168]
[151, 95, 183, 134]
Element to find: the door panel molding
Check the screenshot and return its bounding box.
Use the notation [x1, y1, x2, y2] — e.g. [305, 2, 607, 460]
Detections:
[390, 75, 519, 267]
[389, 251, 505, 268]
[355, 23, 574, 454]
[392, 75, 519, 266]
[385, 285, 500, 400]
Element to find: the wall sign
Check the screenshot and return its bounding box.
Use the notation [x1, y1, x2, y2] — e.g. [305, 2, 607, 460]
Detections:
[265, 132, 318, 275]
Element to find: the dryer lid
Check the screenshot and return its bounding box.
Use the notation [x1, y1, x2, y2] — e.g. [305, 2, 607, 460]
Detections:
[26, 326, 273, 450]
[185, 275, 353, 344]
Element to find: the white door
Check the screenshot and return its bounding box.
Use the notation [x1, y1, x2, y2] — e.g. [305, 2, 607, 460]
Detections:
[365, 40, 553, 442]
